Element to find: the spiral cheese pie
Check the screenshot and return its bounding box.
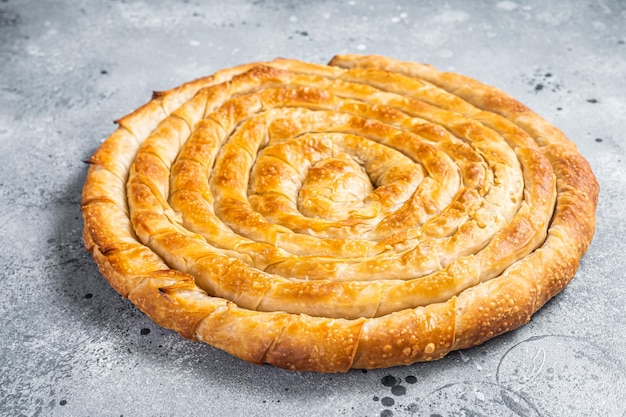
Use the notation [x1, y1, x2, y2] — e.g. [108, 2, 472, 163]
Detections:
[82, 55, 598, 372]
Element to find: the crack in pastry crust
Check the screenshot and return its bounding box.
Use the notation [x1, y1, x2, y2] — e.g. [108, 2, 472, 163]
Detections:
[81, 55, 598, 372]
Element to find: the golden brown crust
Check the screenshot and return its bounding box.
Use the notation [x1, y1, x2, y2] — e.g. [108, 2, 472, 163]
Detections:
[81, 55, 598, 372]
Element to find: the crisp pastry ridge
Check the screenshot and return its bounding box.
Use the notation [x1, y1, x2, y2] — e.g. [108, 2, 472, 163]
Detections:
[81, 54, 599, 372]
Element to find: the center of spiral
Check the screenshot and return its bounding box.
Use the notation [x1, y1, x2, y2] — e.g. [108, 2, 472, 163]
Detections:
[297, 152, 374, 220]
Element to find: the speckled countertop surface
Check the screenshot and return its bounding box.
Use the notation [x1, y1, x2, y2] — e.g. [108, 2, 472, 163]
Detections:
[1, 0, 625, 416]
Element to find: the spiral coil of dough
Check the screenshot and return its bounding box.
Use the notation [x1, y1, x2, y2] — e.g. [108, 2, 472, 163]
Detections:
[82, 55, 598, 372]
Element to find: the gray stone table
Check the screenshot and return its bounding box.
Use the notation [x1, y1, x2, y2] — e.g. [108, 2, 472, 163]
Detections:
[1, 0, 625, 416]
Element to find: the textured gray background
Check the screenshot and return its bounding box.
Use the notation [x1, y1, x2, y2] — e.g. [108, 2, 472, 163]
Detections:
[1, 0, 625, 416]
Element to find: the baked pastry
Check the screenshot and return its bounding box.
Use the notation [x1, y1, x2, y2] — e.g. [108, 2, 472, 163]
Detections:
[82, 54, 599, 372]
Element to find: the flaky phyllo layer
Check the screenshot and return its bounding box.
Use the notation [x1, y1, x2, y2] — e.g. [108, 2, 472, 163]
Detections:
[82, 55, 598, 372]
